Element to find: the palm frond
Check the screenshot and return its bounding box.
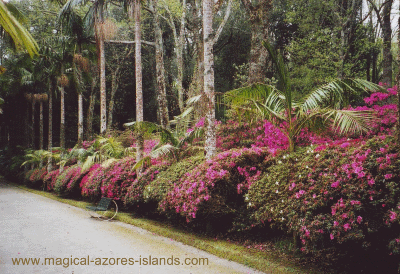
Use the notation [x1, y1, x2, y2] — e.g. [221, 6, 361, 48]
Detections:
[322, 109, 374, 135]
[149, 144, 177, 159]
[0, 1, 39, 57]
[262, 41, 291, 108]
[132, 156, 151, 171]
[224, 83, 277, 105]
[300, 79, 382, 112]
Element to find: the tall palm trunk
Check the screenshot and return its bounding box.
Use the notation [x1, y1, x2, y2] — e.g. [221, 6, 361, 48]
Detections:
[47, 81, 53, 172]
[86, 74, 97, 140]
[152, 0, 169, 128]
[107, 70, 119, 132]
[39, 98, 44, 167]
[133, 0, 144, 164]
[96, 7, 107, 135]
[397, 0, 400, 145]
[60, 85, 65, 150]
[31, 98, 35, 150]
[39, 100, 43, 150]
[78, 93, 83, 145]
[203, 0, 216, 159]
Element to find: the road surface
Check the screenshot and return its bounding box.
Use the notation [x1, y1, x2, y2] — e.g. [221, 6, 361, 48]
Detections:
[0, 181, 266, 274]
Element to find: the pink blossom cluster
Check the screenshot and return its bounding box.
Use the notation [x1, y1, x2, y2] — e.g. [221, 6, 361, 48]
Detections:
[160, 147, 269, 222]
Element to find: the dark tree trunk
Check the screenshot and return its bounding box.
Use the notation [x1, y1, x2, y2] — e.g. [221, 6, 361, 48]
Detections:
[241, 0, 272, 84]
[382, 0, 393, 86]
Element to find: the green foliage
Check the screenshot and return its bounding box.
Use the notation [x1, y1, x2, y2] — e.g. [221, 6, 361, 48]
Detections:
[248, 135, 400, 271]
[54, 165, 85, 197]
[142, 155, 205, 204]
[124, 163, 170, 210]
[225, 42, 382, 152]
[0, 1, 39, 57]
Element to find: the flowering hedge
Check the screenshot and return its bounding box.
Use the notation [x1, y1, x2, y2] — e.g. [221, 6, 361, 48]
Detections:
[54, 165, 85, 197]
[159, 147, 273, 228]
[80, 158, 136, 201]
[43, 169, 60, 191]
[25, 167, 48, 188]
[248, 135, 400, 260]
[124, 163, 170, 211]
[142, 155, 205, 205]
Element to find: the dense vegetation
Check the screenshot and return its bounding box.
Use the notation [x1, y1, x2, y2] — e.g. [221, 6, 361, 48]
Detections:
[1, 0, 400, 273]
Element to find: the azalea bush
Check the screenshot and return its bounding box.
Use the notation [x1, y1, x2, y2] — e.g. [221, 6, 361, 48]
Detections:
[54, 165, 85, 197]
[24, 167, 47, 188]
[248, 135, 400, 269]
[99, 157, 136, 200]
[124, 163, 170, 212]
[159, 147, 274, 232]
[43, 169, 60, 191]
[80, 158, 136, 201]
[142, 155, 205, 205]
[80, 164, 104, 200]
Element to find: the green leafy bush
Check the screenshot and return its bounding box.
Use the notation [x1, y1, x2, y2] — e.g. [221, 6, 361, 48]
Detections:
[142, 155, 205, 204]
[124, 163, 170, 212]
[248, 135, 400, 270]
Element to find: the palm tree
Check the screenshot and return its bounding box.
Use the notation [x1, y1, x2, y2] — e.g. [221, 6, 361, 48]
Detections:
[225, 42, 383, 152]
[203, 0, 216, 160]
[0, 0, 39, 57]
[132, 0, 144, 164]
[124, 121, 204, 167]
[59, 0, 108, 134]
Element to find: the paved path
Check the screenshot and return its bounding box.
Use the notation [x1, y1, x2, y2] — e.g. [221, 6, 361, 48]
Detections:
[0, 181, 266, 274]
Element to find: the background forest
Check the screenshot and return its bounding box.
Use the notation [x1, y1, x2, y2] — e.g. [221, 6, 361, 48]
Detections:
[1, 0, 400, 273]
[0, 0, 397, 148]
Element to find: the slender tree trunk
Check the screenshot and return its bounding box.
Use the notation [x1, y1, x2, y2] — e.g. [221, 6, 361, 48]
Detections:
[397, 0, 400, 145]
[177, 0, 187, 112]
[78, 93, 83, 145]
[60, 86, 65, 150]
[203, 0, 216, 160]
[382, 0, 393, 86]
[40, 100, 43, 151]
[134, 0, 144, 164]
[31, 99, 35, 150]
[99, 35, 107, 134]
[47, 82, 53, 172]
[96, 7, 107, 135]
[31, 98, 35, 170]
[86, 76, 97, 140]
[107, 71, 119, 132]
[25, 100, 29, 172]
[152, 0, 169, 128]
[187, 0, 204, 119]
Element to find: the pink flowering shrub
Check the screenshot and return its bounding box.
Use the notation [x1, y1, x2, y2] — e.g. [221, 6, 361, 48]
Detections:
[124, 163, 170, 210]
[248, 135, 400, 262]
[159, 147, 273, 230]
[25, 167, 48, 188]
[43, 169, 60, 191]
[54, 165, 86, 197]
[142, 155, 205, 205]
[99, 157, 136, 200]
[216, 120, 289, 151]
[81, 158, 137, 201]
[80, 164, 104, 200]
